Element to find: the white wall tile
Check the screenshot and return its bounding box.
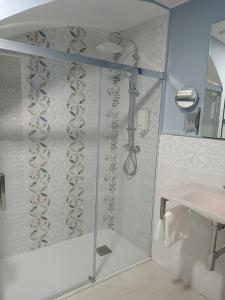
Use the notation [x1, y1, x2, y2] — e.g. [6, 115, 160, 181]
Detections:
[153, 134, 225, 300]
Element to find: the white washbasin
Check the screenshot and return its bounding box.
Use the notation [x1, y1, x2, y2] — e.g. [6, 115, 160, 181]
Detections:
[161, 183, 225, 224]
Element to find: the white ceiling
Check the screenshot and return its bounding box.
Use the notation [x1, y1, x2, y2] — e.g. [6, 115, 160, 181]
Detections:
[0, 0, 190, 38]
[0, 0, 54, 21]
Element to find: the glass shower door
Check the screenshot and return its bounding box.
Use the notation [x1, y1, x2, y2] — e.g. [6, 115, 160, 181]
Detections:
[0, 51, 100, 300]
[93, 67, 162, 279]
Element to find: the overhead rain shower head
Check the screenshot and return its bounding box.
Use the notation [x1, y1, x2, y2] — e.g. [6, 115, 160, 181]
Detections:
[96, 41, 123, 55]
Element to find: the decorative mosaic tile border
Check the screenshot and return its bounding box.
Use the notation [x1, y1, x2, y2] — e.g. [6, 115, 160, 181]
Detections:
[103, 74, 120, 230]
[26, 30, 52, 250]
[65, 27, 87, 238]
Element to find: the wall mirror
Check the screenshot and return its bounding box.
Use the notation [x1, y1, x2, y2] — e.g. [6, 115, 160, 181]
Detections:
[175, 87, 199, 109]
[202, 20, 225, 139]
[164, 19, 225, 140]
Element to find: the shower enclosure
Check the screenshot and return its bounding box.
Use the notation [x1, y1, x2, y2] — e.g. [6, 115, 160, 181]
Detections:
[0, 21, 167, 300]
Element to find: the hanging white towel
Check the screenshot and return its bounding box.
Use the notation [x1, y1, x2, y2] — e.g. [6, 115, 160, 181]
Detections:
[155, 219, 165, 243]
[155, 205, 190, 248]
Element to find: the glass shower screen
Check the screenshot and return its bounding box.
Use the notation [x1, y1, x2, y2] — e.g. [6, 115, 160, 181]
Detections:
[0, 43, 162, 299]
[0, 51, 99, 300]
[93, 67, 162, 279]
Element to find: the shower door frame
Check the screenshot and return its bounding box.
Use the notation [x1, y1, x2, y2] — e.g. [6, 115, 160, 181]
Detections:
[0, 38, 166, 299]
[0, 39, 165, 80]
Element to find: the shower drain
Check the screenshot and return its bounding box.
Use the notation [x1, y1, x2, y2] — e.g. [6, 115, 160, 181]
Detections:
[96, 245, 112, 256]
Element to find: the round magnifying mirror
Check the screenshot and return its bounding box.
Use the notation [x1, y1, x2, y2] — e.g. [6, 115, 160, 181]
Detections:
[175, 86, 199, 109]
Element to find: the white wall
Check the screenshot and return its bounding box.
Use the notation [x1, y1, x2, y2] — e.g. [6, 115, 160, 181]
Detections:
[153, 134, 225, 300]
[0, 0, 54, 21]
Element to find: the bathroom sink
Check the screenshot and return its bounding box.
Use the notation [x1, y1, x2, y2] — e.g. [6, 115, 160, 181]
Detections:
[161, 183, 225, 224]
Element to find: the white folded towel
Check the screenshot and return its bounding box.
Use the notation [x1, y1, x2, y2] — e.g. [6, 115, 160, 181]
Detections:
[155, 219, 165, 243]
[155, 205, 190, 248]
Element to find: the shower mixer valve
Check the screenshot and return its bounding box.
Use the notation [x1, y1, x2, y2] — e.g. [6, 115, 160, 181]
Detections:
[123, 141, 141, 154]
[132, 145, 141, 153]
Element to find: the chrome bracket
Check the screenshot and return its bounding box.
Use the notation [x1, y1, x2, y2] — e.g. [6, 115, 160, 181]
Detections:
[88, 276, 96, 283]
[208, 221, 225, 271]
[160, 197, 168, 220]
[0, 38, 166, 80]
[0, 173, 6, 211]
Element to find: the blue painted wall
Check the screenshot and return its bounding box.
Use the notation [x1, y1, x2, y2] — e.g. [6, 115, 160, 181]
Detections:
[162, 0, 225, 135]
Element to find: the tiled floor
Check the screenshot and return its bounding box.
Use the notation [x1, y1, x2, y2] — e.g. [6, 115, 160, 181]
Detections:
[67, 261, 207, 300]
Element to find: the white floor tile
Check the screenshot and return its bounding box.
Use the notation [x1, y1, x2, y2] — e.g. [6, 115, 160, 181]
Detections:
[67, 261, 208, 300]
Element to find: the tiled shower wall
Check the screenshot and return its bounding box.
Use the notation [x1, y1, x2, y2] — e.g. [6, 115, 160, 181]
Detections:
[0, 29, 101, 257]
[0, 27, 110, 257]
[0, 13, 169, 258]
[0, 55, 28, 257]
[115, 15, 169, 252]
[153, 134, 225, 300]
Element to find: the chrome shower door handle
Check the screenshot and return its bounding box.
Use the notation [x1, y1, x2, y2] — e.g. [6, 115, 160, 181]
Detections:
[0, 173, 6, 211]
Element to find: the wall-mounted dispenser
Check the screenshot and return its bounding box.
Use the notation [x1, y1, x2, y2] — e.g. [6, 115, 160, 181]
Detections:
[138, 109, 150, 136]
